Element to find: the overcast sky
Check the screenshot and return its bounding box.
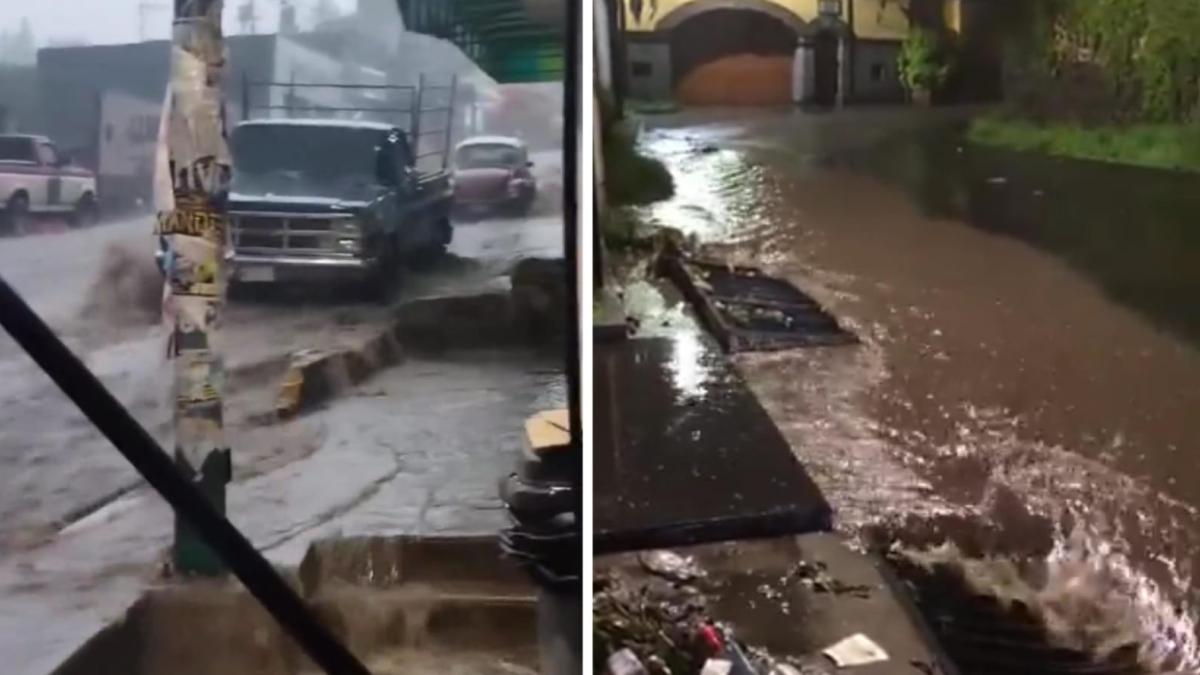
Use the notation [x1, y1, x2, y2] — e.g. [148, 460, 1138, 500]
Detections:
[0, 0, 357, 47]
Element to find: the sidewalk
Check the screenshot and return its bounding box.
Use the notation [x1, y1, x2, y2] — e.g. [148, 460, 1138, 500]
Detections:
[0, 350, 563, 675]
[593, 252, 953, 674]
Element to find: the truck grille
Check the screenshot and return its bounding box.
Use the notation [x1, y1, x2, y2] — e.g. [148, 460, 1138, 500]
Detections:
[231, 214, 346, 254]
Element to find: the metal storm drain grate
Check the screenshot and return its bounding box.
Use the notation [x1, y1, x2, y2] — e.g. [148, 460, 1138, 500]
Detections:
[888, 557, 1145, 675]
[660, 253, 857, 353]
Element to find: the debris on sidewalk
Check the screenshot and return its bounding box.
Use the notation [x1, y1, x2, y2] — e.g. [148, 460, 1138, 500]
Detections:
[594, 572, 713, 675]
[610, 648, 650, 675]
[787, 560, 873, 598]
[639, 550, 706, 583]
[822, 633, 889, 667]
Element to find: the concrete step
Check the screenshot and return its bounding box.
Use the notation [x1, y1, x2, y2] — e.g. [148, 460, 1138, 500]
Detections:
[51, 536, 538, 675]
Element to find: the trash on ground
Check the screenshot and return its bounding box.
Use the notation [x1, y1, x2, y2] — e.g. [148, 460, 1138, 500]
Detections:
[610, 648, 650, 675]
[822, 633, 889, 667]
[787, 560, 873, 598]
[639, 550, 707, 583]
[701, 658, 734, 675]
[595, 573, 709, 675]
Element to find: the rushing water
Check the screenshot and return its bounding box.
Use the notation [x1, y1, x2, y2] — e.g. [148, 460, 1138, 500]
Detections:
[632, 108, 1200, 672]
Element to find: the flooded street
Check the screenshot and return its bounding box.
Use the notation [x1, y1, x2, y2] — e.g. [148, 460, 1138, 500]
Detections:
[0, 150, 565, 672]
[632, 108, 1200, 669]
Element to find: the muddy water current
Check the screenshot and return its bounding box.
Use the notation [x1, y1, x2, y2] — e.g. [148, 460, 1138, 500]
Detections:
[631, 109, 1200, 671]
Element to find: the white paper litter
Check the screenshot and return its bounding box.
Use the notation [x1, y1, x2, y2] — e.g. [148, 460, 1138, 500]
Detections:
[700, 658, 733, 675]
[822, 633, 889, 667]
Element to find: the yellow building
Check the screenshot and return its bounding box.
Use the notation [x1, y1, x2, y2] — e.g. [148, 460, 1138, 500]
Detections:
[619, 0, 964, 106]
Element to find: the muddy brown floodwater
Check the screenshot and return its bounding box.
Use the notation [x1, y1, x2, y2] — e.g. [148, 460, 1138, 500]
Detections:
[630, 107, 1200, 672]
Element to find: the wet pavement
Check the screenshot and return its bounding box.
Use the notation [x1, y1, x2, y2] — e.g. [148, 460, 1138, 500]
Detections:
[0, 147, 565, 672]
[0, 351, 564, 674]
[0, 207, 563, 555]
[594, 336, 831, 553]
[598, 533, 951, 675]
[625, 107, 1200, 671]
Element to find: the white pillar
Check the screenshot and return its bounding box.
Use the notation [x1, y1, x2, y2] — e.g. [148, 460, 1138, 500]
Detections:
[792, 37, 815, 105]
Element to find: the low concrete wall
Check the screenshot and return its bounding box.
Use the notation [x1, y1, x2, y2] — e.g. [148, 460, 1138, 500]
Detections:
[626, 38, 672, 100]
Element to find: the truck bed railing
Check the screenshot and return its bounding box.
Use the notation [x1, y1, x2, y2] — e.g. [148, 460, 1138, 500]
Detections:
[240, 74, 458, 172]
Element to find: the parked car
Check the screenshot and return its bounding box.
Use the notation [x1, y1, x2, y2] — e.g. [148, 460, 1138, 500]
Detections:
[452, 136, 537, 218]
[0, 134, 100, 234]
[222, 118, 453, 300]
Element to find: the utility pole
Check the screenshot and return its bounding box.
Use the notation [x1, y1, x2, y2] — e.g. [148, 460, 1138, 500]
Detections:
[157, 0, 233, 576]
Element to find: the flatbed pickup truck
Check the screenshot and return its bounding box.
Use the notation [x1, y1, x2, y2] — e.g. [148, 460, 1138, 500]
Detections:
[225, 119, 453, 299]
[0, 134, 100, 234]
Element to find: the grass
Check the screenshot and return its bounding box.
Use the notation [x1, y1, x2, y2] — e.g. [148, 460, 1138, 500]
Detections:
[968, 115, 1200, 173]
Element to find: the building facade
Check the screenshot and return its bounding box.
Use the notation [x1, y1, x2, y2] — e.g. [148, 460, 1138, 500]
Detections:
[621, 0, 964, 106]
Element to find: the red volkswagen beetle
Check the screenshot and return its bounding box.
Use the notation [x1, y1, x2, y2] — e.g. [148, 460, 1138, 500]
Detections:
[451, 136, 537, 218]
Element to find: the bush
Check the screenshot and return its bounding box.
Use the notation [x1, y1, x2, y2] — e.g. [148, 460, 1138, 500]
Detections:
[602, 122, 674, 207]
[898, 28, 952, 94]
[1004, 0, 1200, 123]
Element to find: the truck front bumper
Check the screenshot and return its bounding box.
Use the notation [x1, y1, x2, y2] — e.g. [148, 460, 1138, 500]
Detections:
[228, 253, 372, 284]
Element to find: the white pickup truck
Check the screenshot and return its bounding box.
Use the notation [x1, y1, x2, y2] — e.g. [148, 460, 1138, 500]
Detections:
[0, 134, 99, 234]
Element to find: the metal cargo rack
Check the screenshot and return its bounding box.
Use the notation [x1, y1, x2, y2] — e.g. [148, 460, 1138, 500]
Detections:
[239, 74, 459, 172]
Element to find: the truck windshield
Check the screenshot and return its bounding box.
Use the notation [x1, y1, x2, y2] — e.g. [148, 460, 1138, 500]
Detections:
[0, 137, 35, 162]
[456, 143, 522, 169]
[231, 124, 383, 199]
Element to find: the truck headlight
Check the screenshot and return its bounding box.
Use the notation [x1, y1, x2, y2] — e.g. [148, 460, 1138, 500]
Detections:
[336, 237, 362, 253]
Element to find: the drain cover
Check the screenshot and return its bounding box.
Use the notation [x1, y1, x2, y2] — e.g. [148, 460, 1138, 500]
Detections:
[661, 254, 857, 353]
[890, 559, 1145, 675]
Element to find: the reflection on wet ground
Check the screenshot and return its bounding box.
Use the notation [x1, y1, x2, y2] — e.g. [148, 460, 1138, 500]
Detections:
[594, 335, 831, 553]
[630, 107, 1200, 671]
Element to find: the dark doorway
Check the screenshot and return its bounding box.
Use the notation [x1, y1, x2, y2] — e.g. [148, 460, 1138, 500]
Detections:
[813, 31, 840, 106]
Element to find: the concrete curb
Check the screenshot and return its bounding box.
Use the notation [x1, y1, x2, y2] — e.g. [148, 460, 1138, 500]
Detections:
[52, 537, 535, 675]
[275, 329, 404, 419]
[274, 276, 567, 419]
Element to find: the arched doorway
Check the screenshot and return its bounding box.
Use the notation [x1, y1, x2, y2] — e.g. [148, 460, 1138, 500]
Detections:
[663, 3, 805, 106]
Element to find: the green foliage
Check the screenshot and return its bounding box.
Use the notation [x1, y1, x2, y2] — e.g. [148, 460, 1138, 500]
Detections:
[601, 208, 642, 248]
[1016, 0, 1200, 122]
[596, 86, 673, 207]
[968, 114, 1200, 172]
[897, 29, 952, 93]
[602, 122, 674, 207]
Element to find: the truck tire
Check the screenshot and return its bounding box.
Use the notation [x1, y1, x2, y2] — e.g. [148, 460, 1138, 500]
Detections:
[71, 193, 100, 228]
[3, 193, 29, 236]
[359, 233, 401, 304]
[514, 192, 535, 217]
[412, 217, 453, 270]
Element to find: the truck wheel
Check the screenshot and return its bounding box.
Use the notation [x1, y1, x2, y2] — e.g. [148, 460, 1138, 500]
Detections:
[412, 218, 452, 269]
[516, 193, 535, 217]
[71, 194, 100, 228]
[3, 194, 29, 236]
[360, 234, 400, 304]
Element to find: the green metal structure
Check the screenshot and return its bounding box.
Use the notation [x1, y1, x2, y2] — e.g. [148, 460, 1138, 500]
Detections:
[397, 0, 564, 83]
